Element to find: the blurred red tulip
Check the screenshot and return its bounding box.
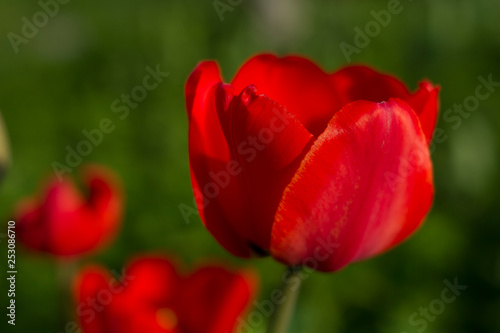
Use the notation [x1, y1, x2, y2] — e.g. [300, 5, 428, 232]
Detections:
[74, 255, 256, 333]
[15, 164, 123, 257]
[185, 54, 439, 271]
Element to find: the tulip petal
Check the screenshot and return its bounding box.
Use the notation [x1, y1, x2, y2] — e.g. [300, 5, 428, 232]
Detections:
[214, 84, 314, 252]
[270, 100, 433, 272]
[231, 54, 342, 136]
[15, 166, 122, 256]
[84, 165, 123, 248]
[15, 199, 50, 253]
[176, 266, 256, 333]
[111, 258, 180, 333]
[330, 65, 439, 143]
[186, 61, 252, 257]
[17, 178, 95, 256]
[76, 258, 181, 333]
[74, 267, 112, 333]
[123, 256, 179, 304]
[186, 61, 229, 161]
[74, 257, 256, 333]
[330, 65, 411, 104]
[406, 81, 440, 144]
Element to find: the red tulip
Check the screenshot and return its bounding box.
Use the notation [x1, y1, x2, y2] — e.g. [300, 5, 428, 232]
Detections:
[74, 255, 256, 333]
[185, 54, 439, 272]
[15, 164, 123, 257]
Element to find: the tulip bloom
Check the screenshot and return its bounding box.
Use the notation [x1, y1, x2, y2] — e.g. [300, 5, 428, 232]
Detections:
[185, 54, 439, 272]
[15, 165, 123, 257]
[75, 255, 256, 333]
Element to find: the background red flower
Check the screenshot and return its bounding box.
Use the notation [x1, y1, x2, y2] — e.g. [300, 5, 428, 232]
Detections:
[15, 164, 123, 257]
[74, 255, 257, 333]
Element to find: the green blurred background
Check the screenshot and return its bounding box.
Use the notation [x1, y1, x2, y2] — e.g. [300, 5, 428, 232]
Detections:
[1, 0, 499, 332]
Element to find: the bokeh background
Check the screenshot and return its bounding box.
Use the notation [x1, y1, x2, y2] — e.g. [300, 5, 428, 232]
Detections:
[1, 0, 500, 332]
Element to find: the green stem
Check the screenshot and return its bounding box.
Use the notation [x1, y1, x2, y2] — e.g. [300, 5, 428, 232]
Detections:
[57, 259, 78, 328]
[267, 266, 303, 333]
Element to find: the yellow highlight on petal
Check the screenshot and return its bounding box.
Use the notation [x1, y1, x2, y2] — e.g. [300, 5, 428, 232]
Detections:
[156, 308, 178, 330]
